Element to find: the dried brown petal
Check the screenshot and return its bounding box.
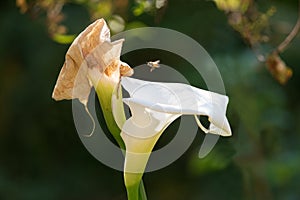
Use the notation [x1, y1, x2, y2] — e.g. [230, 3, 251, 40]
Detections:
[52, 19, 132, 105]
[52, 19, 110, 105]
[52, 18, 133, 105]
[120, 62, 134, 77]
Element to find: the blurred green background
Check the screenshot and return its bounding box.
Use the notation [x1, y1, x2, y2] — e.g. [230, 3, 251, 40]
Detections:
[0, 0, 300, 199]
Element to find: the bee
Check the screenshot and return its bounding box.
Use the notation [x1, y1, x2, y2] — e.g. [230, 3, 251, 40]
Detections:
[147, 60, 160, 72]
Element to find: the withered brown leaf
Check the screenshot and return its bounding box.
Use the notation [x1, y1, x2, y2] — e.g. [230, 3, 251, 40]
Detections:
[266, 53, 292, 85]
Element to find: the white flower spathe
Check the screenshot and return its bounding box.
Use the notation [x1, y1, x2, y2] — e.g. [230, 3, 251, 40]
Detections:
[121, 77, 231, 137]
[115, 77, 232, 174]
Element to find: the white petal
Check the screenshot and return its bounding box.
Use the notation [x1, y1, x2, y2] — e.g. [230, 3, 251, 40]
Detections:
[122, 100, 180, 139]
[121, 77, 231, 136]
[120, 101, 180, 173]
[121, 100, 180, 173]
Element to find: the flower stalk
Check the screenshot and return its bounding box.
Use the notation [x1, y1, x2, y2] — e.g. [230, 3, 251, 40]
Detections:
[92, 68, 126, 149]
[123, 131, 162, 200]
[95, 74, 148, 200]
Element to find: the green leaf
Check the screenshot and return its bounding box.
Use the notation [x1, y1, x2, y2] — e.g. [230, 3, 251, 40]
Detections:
[188, 142, 236, 175]
[52, 34, 76, 44]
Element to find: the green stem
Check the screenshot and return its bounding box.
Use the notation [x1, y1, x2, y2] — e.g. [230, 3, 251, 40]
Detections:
[126, 182, 140, 200]
[122, 130, 164, 200]
[95, 79, 125, 149]
[125, 173, 144, 200]
[126, 181, 147, 200]
[95, 78, 147, 200]
[139, 179, 148, 200]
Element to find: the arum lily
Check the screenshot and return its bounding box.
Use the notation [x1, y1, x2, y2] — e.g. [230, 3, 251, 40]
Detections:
[52, 18, 232, 200]
[52, 18, 148, 200]
[52, 18, 133, 148]
[115, 77, 232, 197]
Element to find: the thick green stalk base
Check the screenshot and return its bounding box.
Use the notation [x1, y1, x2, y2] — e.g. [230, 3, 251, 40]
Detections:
[125, 173, 144, 200]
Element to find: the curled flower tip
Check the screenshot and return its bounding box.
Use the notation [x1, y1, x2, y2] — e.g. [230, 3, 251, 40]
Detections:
[194, 115, 209, 134]
[82, 105, 96, 137]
